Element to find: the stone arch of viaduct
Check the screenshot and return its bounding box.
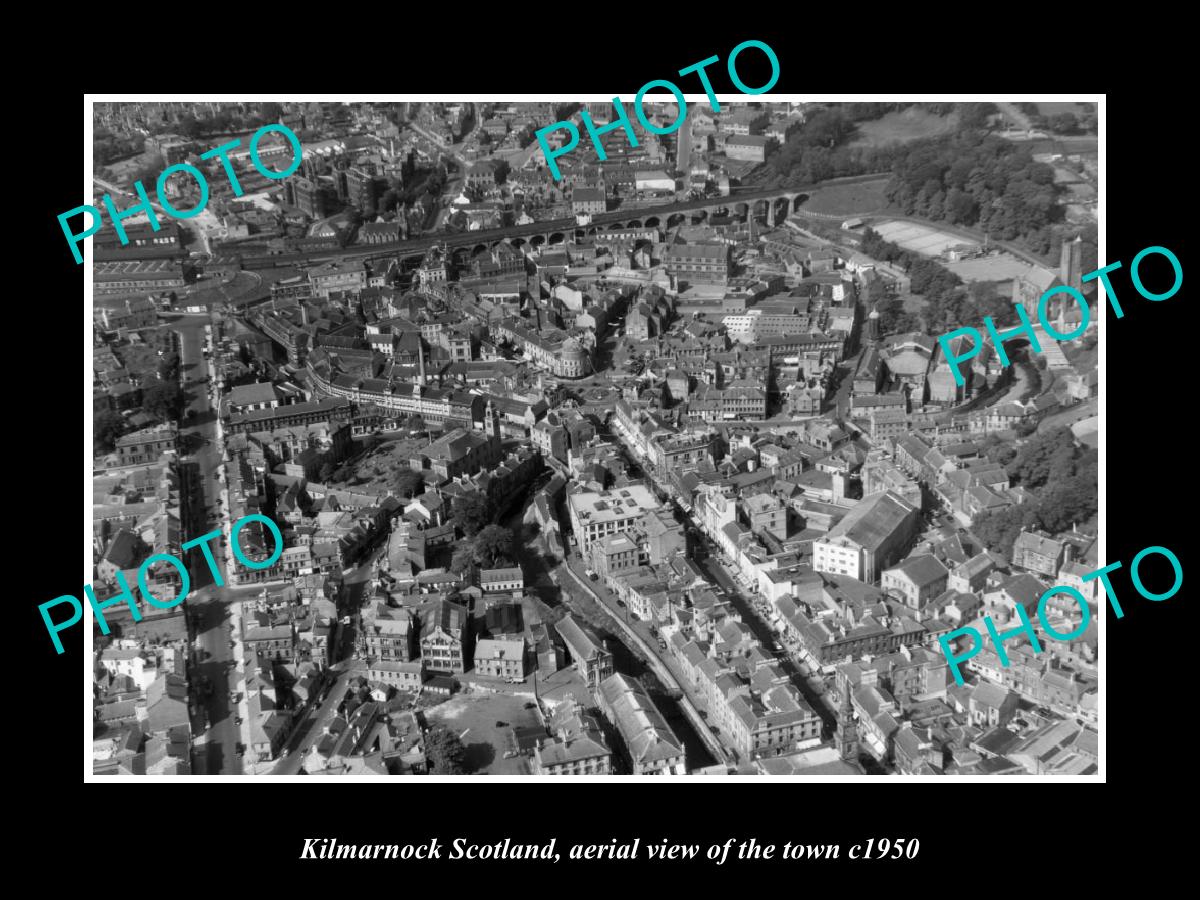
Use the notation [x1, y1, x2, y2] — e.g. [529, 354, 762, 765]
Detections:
[433, 192, 807, 261]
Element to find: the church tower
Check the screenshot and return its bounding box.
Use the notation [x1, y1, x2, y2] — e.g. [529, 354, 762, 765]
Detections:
[832, 470, 848, 505]
[1060, 235, 1084, 295]
[484, 399, 501, 439]
[866, 304, 881, 342]
[836, 683, 859, 763]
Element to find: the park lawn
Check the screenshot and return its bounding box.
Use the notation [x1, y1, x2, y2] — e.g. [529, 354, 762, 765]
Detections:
[850, 108, 958, 147]
[801, 179, 888, 216]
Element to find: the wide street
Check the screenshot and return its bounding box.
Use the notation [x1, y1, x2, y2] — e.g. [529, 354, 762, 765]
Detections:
[173, 313, 254, 773]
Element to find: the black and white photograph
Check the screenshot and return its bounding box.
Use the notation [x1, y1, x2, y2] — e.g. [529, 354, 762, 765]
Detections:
[77, 95, 1111, 781]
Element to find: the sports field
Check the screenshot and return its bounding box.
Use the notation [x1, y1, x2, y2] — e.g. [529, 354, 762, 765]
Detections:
[872, 220, 965, 256]
[946, 255, 1038, 282]
[872, 218, 1041, 283]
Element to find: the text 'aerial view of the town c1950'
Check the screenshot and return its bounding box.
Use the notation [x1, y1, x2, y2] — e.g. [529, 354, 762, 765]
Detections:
[89, 99, 1099, 778]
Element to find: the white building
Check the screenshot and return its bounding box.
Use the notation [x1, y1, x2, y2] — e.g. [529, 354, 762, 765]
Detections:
[567, 484, 661, 553]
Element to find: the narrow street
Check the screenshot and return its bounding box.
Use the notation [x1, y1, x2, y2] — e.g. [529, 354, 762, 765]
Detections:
[503, 464, 720, 769]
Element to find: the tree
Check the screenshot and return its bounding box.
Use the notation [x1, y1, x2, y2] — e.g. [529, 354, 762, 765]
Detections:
[451, 492, 493, 537]
[393, 469, 425, 498]
[1007, 427, 1079, 490]
[1048, 112, 1080, 134]
[474, 524, 514, 568]
[449, 541, 476, 576]
[425, 725, 468, 775]
[95, 410, 128, 454]
[142, 379, 185, 421]
[130, 153, 166, 188]
[157, 350, 180, 381]
[177, 114, 203, 139]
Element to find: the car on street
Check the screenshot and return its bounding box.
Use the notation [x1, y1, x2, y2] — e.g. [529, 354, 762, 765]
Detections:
[234, 716, 243, 726]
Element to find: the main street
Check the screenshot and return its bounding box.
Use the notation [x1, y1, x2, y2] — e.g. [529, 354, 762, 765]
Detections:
[173, 313, 254, 773]
[602, 421, 839, 735]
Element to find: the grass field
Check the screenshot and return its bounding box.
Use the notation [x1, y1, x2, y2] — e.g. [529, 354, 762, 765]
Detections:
[946, 255, 1039, 282]
[801, 178, 888, 216]
[850, 109, 958, 147]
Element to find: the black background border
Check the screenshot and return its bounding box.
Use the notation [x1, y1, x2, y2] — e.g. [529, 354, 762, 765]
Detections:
[23, 27, 1187, 885]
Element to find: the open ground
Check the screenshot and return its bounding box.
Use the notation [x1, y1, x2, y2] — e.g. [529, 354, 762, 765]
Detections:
[799, 178, 888, 217]
[424, 690, 542, 775]
[849, 108, 959, 147]
[871, 219, 1046, 283]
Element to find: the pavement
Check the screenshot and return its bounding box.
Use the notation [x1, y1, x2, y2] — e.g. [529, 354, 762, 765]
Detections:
[175, 316, 275, 772]
[175, 317, 243, 773]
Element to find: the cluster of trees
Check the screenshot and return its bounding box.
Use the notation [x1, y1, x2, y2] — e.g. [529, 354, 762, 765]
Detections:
[375, 163, 448, 220]
[1015, 103, 1097, 135]
[861, 228, 1019, 335]
[451, 492, 495, 537]
[319, 460, 353, 484]
[972, 427, 1098, 557]
[764, 106, 1079, 259]
[157, 350, 180, 382]
[142, 378, 186, 422]
[450, 523, 517, 575]
[95, 410, 128, 455]
[94, 130, 146, 167]
[172, 103, 284, 140]
[392, 469, 425, 499]
[882, 131, 1061, 246]
[758, 103, 997, 190]
[424, 725, 468, 775]
[125, 153, 167, 190]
